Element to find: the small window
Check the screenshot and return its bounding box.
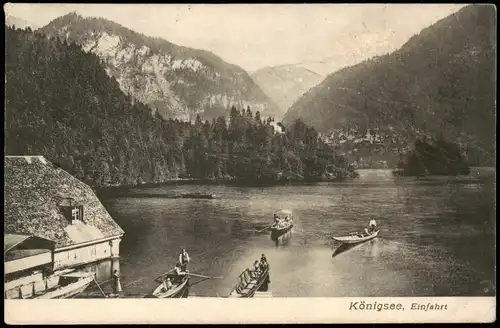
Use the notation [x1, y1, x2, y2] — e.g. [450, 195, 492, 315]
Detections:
[60, 198, 84, 225]
[72, 208, 80, 221]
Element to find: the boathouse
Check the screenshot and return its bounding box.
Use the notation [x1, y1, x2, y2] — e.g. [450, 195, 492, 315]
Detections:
[4, 234, 56, 298]
[4, 156, 125, 296]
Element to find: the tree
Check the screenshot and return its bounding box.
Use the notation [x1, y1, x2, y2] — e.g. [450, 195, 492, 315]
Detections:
[5, 26, 358, 186]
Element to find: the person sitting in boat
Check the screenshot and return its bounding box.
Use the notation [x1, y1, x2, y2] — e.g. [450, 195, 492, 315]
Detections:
[253, 260, 261, 272]
[280, 215, 289, 226]
[173, 263, 186, 283]
[179, 248, 190, 271]
[167, 277, 173, 288]
[363, 226, 371, 236]
[273, 214, 282, 227]
[259, 254, 268, 271]
[369, 217, 377, 232]
[251, 260, 261, 278]
[161, 277, 173, 291]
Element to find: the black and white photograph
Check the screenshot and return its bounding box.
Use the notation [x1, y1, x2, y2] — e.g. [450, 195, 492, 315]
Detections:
[4, 3, 496, 323]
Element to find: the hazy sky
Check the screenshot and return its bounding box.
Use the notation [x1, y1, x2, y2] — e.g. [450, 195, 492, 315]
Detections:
[5, 3, 467, 73]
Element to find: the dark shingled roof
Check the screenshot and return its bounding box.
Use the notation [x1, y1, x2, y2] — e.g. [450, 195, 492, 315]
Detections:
[4, 156, 124, 248]
[4, 233, 31, 253]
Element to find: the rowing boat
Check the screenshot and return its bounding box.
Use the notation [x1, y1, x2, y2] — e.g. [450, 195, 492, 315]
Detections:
[148, 274, 190, 298]
[270, 209, 294, 239]
[270, 221, 293, 237]
[33, 272, 94, 299]
[228, 267, 270, 298]
[180, 192, 219, 199]
[332, 230, 380, 244]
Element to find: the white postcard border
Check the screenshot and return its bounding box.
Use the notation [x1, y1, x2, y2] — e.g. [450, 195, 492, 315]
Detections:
[5, 297, 496, 324]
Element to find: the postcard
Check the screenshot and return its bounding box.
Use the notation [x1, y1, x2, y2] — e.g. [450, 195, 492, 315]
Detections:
[4, 3, 496, 324]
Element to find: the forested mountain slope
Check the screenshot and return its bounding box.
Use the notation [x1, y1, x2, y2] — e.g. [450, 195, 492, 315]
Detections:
[283, 5, 496, 167]
[38, 12, 280, 121]
[5, 26, 356, 188]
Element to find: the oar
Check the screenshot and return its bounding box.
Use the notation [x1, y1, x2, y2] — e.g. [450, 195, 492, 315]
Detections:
[92, 274, 108, 298]
[122, 277, 145, 288]
[188, 277, 211, 287]
[155, 268, 175, 281]
[256, 224, 273, 233]
[187, 273, 224, 279]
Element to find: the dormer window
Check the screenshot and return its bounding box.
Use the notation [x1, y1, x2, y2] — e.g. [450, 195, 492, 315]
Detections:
[72, 208, 80, 221]
[59, 197, 84, 225]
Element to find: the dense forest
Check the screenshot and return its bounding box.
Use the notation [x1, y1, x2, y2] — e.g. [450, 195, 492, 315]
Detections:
[396, 137, 470, 176]
[5, 26, 357, 188]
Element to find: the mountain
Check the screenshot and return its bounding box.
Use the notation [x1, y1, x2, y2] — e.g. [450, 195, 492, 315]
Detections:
[5, 14, 37, 30]
[5, 26, 356, 188]
[5, 25, 185, 186]
[283, 5, 496, 167]
[251, 65, 324, 119]
[38, 12, 280, 121]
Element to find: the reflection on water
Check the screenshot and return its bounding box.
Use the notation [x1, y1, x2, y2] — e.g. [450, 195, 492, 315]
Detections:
[101, 168, 495, 297]
[271, 230, 292, 247]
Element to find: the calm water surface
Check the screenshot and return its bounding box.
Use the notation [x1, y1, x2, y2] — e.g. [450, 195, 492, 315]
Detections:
[101, 168, 496, 297]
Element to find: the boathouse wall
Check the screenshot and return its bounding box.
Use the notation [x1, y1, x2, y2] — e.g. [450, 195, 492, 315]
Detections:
[53, 237, 122, 282]
[53, 239, 118, 270]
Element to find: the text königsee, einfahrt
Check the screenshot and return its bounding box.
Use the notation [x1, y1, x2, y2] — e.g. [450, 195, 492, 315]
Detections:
[349, 301, 448, 312]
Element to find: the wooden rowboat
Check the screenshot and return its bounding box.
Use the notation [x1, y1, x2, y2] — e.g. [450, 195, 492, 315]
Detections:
[228, 267, 270, 298]
[270, 221, 293, 238]
[34, 272, 94, 299]
[180, 192, 219, 199]
[332, 230, 380, 244]
[270, 209, 294, 239]
[148, 274, 189, 298]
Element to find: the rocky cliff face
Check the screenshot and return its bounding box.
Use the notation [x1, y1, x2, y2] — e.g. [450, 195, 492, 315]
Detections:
[251, 65, 324, 120]
[38, 13, 279, 121]
[284, 5, 496, 166]
[320, 124, 433, 169]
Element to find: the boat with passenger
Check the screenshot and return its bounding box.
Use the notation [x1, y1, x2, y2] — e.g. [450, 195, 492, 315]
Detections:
[228, 258, 270, 298]
[148, 264, 190, 298]
[332, 229, 379, 244]
[270, 209, 294, 239]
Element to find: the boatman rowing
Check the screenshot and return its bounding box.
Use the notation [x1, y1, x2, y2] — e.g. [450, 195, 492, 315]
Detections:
[179, 248, 190, 271]
[369, 217, 377, 232]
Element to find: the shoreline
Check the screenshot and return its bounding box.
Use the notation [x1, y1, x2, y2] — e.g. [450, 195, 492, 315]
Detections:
[95, 175, 359, 196]
[95, 166, 496, 195]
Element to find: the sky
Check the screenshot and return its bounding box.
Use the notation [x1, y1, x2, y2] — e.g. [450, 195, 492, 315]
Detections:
[5, 3, 467, 74]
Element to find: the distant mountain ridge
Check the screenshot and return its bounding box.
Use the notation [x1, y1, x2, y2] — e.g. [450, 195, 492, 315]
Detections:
[283, 5, 496, 167]
[38, 12, 280, 121]
[251, 65, 324, 119]
[5, 14, 37, 30]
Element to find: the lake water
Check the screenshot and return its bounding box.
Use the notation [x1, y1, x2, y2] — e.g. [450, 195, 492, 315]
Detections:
[100, 168, 496, 297]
